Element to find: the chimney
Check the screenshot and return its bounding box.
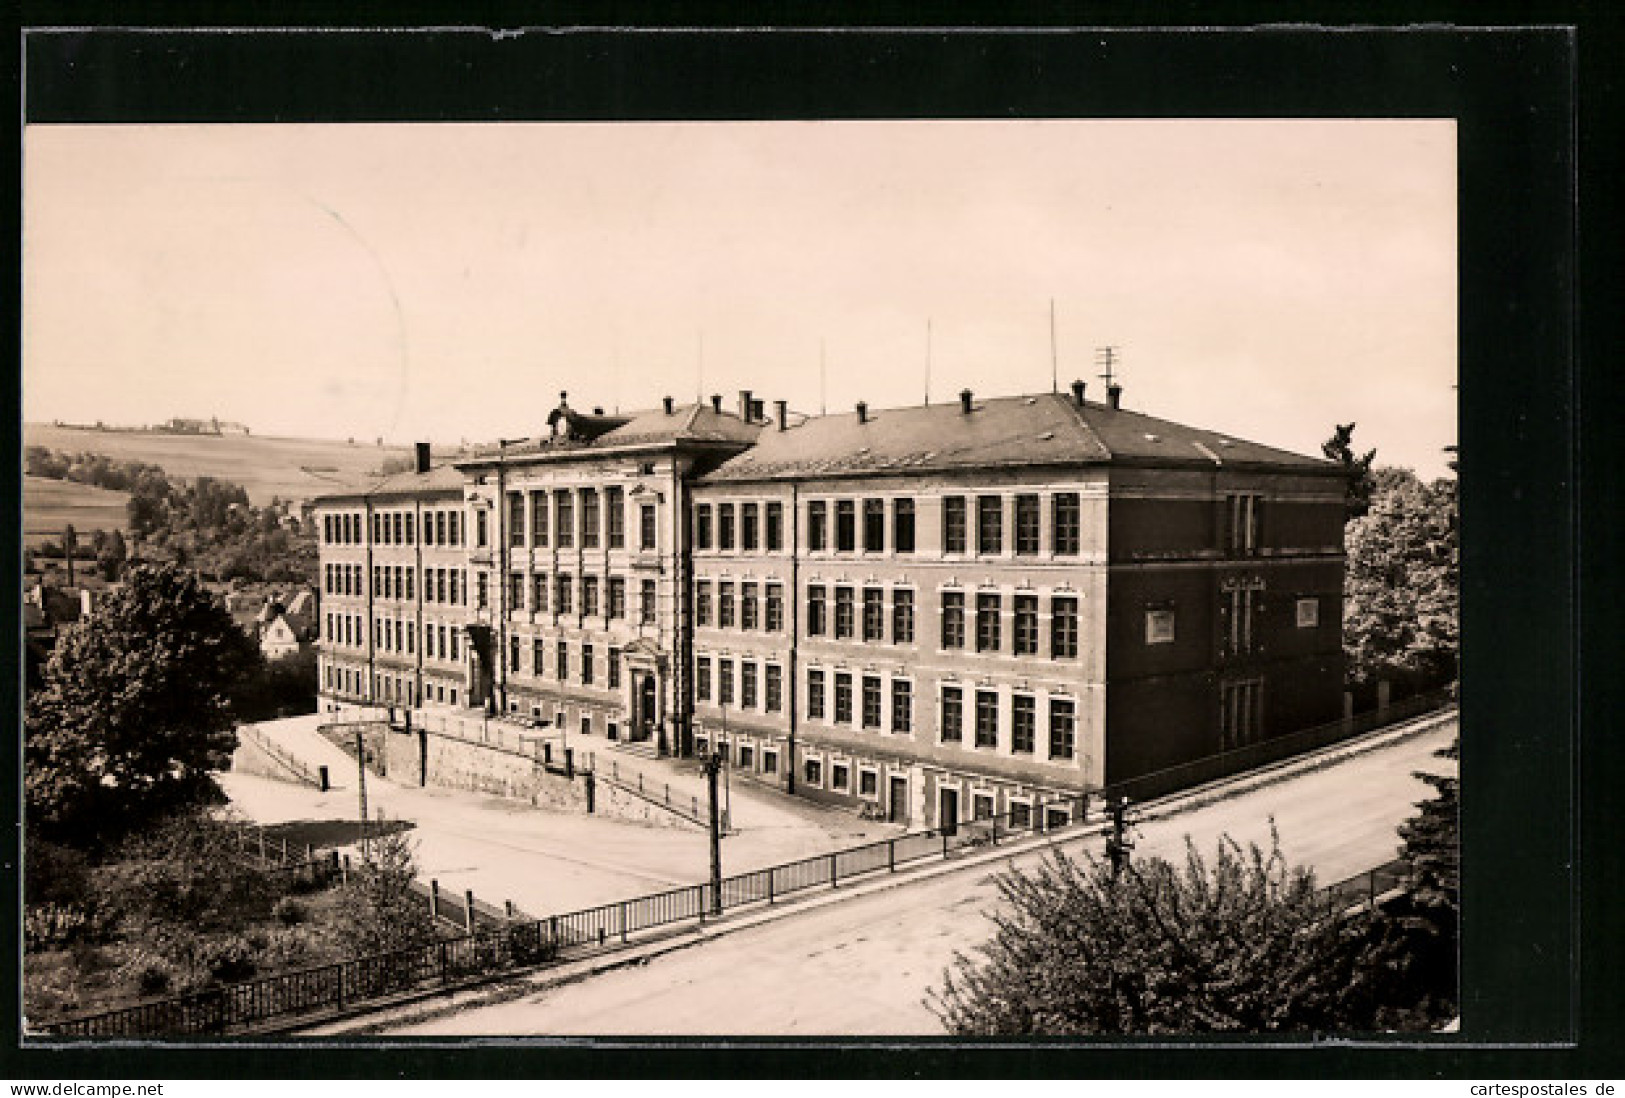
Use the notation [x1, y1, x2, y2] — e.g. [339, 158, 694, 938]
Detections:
[856, 401, 869, 424]
[960, 389, 974, 414]
[1107, 383, 1123, 410]
[1070, 379, 1087, 407]
[750, 398, 765, 423]
[559, 391, 569, 407]
[737, 389, 754, 422]
[414, 442, 432, 474]
[710, 394, 722, 413]
[663, 396, 675, 415]
[775, 399, 788, 431]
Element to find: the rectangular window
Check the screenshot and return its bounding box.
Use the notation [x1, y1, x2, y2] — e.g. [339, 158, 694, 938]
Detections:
[533, 572, 549, 613]
[1296, 597, 1320, 628]
[606, 487, 625, 549]
[765, 664, 782, 712]
[804, 758, 822, 786]
[556, 574, 574, 615]
[806, 585, 826, 637]
[941, 591, 966, 649]
[696, 656, 712, 701]
[834, 586, 855, 639]
[1225, 493, 1262, 555]
[893, 499, 915, 554]
[1014, 594, 1039, 656]
[608, 576, 626, 619]
[509, 571, 526, 611]
[640, 580, 657, 625]
[763, 751, 778, 775]
[394, 512, 405, 545]
[582, 575, 600, 618]
[741, 503, 759, 551]
[696, 504, 713, 550]
[1146, 608, 1176, 645]
[718, 504, 736, 550]
[836, 500, 857, 552]
[436, 511, 447, 546]
[1011, 695, 1036, 754]
[943, 496, 967, 554]
[765, 583, 784, 632]
[1053, 493, 1080, 555]
[831, 763, 850, 792]
[859, 769, 878, 797]
[975, 690, 999, 748]
[640, 504, 657, 551]
[766, 502, 784, 551]
[532, 638, 544, 675]
[863, 499, 885, 552]
[808, 501, 827, 551]
[718, 658, 734, 706]
[1041, 699, 1077, 763]
[891, 679, 913, 734]
[509, 636, 521, 673]
[741, 582, 759, 630]
[556, 640, 569, 680]
[862, 587, 885, 642]
[581, 643, 594, 685]
[476, 572, 490, 610]
[976, 592, 1002, 653]
[861, 675, 882, 729]
[476, 509, 489, 548]
[892, 589, 915, 644]
[741, 662, 758, 709]
[941, 686, 963, 743]
[554, 490, 574, 548]
[608, 648, 621, 689]
[450, 569, 460, 605]
[405, 568, 414, 601]
[530, 490, 548, 546]
[580, 489, 600, 549]
[807, 668, 825, 719]
[509, 492, 525, 547]
[1015, 494, 1040, 555]
[834, 672, 853, 724]
[718, 581, 736, 628]
[696, 580, 713, 627]
[977, 496, 1003, 555]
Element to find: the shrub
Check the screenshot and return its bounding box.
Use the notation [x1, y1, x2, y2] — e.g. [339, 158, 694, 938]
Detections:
[23, 902, 112, 951]
[197, 937, 257, 984]
[272, 896, 309, 926]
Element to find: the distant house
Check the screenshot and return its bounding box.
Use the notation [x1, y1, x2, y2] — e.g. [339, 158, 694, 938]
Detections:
[259, 614, 303, 661]
[281, 589, 318, 640]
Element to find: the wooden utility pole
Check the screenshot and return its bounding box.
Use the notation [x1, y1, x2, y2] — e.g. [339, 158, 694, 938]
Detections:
[356, 725, 370, 858]
[703, 751, 724, 915]
[1105, 796, 1133, 881]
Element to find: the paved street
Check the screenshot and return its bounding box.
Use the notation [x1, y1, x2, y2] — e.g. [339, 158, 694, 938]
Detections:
[381, 716, 1457, 1036]
[219, 713, 897, 917]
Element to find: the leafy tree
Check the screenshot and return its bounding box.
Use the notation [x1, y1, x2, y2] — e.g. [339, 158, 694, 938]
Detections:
[62, 524, 78, 586]
[25, 563, 263, 847]
[930, 830, 1427, 1035]
[1323, 422, 1378, 520]
[334, 824, 438, 955]
[1383, 739, 1460, 1026]
[1343, 468, 1459, 693]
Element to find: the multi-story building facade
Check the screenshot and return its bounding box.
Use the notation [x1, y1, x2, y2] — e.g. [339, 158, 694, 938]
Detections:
[313, 397, 759, 754]
[690, 382, 1346, 828]
[315, 382, 1345, 828]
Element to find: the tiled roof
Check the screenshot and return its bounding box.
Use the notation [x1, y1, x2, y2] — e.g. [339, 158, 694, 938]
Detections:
[702, 392, 1337, 483]
[311, 462, 465, 504]
[459, 402, 761, 463]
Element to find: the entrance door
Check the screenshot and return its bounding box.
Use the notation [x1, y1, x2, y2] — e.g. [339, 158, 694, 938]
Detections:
[939, 788, 960, 836]
[638, 675, 657, 741]
[888, 776, 909, 824]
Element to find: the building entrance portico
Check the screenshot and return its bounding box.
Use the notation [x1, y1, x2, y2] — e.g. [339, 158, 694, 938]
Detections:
[621, 639, 667, 750]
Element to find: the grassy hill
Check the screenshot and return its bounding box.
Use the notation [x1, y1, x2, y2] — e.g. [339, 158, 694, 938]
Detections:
[23, 476, 131, 545]
[24, 424, 416, 508]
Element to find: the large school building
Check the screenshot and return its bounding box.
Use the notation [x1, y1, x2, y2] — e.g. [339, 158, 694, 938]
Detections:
[313, 381, 1345, 828]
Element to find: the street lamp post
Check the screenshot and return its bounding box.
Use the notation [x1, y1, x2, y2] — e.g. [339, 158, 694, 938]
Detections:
[702, 751, 724, 915]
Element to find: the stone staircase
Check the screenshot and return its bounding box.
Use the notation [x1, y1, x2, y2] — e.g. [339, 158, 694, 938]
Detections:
[612, 738, 660, 761]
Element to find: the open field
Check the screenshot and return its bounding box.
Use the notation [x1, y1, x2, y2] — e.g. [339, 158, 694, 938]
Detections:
[23, 476, 131, 544]
[24, 423, 417, 508]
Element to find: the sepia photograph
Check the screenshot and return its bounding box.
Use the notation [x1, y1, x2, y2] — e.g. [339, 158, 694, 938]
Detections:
[20, 113, 1462, 1041]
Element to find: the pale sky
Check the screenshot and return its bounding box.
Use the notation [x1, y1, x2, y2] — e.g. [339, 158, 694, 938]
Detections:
[22, 120, 1456, 478]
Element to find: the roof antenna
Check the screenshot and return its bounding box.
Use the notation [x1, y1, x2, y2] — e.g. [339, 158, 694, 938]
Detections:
[1050, 299, 1059, 394]
[1096, 345, 1119, 388]
[924, 318, 933, 406]
[821, 339, 830, 416]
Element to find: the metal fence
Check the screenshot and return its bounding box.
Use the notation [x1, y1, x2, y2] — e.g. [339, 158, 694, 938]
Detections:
[38, 697, 1452, 1039]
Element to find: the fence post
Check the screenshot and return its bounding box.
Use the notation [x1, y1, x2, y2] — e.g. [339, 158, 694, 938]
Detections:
[665, 783, 670, 806]
[942, 829, 949, 859]
[768, 868, 775, 905]
[464, 889, 475, 932]
[889, 839, 896, 872]
[992, 814, 999, 846]
[549, 915, 559, 949]
[830, 852, 839, 889]
[439, 941, 449, 984]
[620, 901, 629, 943]
[430, 879, 440, 922]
